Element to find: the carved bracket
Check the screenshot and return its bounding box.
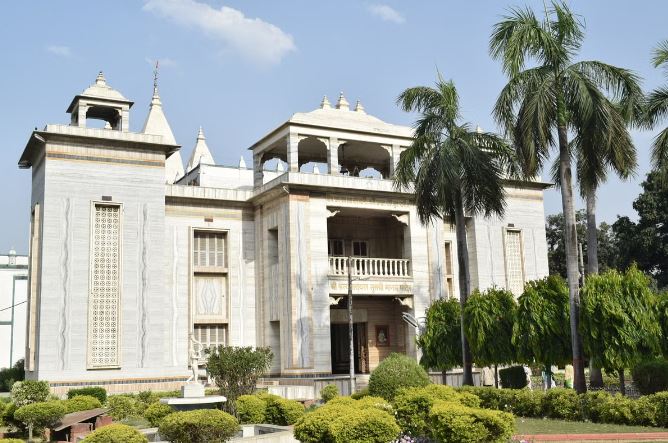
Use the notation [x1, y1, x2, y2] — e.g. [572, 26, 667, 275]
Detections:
[329, 296, 344, 306]
[392, 213, 409, 226]
[326, 209, 340, 218]
[394, 297, 413, 309]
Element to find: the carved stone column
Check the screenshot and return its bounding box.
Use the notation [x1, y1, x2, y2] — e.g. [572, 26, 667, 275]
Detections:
[253, 153, 263, 187]
[287, 133, 299, 172]
[328, 137, 342, 175]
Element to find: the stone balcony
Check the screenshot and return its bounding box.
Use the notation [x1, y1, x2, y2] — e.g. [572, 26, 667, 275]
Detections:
[327, 256, 413, 297]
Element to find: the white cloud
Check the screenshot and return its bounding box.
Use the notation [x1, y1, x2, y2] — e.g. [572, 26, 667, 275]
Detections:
[46, 45, 72, 57]
[367, 4, 405, 24]
[143, 0, 295, 65]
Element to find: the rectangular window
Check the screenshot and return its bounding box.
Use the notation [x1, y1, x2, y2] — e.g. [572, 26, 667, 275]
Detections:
[328, 239, 344, 256]
[88, 203, 122, 368]
[194, 324, 227, 350]
[352, 240, 368, 257]
[193, 231, 226, 269]
[504, 229, 525, 295]
[444, 241, 454, 298]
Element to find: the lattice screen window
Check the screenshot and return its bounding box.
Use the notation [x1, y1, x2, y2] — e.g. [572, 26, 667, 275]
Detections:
[88, 203, 121, 368]
[193, 231, 226, 268]
[505, 229, 525, 295]
[194, 324, 227, 350]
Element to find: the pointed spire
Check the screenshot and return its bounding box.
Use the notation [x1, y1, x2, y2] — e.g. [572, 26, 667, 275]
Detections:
[95, 71, 107, 86]
[186, 126, 215, 172]
[320, 95, 331, 109]
[336, 92, 350, 111]
[239, 156, 247, 169]
[476, 125, 483, 134]
[354, 99, 365, 114]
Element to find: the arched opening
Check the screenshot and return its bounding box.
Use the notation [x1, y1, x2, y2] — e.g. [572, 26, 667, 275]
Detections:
[338, 142, 391, 178]
[298, 137, 328, 174]
[85, 106, 121, 130]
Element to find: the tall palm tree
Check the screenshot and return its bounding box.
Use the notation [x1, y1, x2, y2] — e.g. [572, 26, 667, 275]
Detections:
[395, 75, 517, 386]
[647, 40, 668, 173]
[490, 1, 642, 393]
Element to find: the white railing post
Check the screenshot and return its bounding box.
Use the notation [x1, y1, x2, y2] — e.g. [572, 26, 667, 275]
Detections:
[328, 257, 411, 277]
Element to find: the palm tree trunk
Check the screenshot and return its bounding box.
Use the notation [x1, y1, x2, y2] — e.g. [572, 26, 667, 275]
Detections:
[558, 124, 587, 394]
[586, 189, 604, 388]
[454, 198, 474, 386]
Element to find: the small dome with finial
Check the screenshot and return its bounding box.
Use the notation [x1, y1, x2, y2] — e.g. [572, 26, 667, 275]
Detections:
[336, 92, 350, 111]
[354, 99, 365, 114]
[320, 95, 331, 109]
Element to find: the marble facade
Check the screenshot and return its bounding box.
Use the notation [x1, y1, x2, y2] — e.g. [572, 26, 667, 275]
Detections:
[19, 74, 549, 393]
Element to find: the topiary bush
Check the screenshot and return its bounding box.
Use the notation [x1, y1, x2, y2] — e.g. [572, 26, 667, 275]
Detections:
[633, 359, 668, 395]
[236, 394, 266, 424]
[368, 353, 430, 401]
[320, 384, 339, 403]
[14, 400, 66, 441]
[580, 391, 611, 423]
[499, 366, 528, 389]
[264, 396, 305, 425]
[597, 394, 635, 425]
[429, 400, 515, 443]
[351, 388, 369, 400]
[67, 386, 107, 404]
[142, 402, 173, 427]
[510, 389, 545, 417]
[543, 388, 581, 420]
[10, 380, 50, 407]
[159, 409, 239, 443]
[62, 395, 103, 413]
[106, 395, 141, 421]
[81, 423, 148, 443]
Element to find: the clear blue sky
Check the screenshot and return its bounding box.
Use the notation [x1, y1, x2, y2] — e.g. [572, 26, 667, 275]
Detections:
[2, 1, 666, 254]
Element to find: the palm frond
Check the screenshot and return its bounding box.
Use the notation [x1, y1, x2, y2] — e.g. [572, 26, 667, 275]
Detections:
[652, 126, 668, 172]
[652, 40, 668, 68]
[646, 87, 668, 127]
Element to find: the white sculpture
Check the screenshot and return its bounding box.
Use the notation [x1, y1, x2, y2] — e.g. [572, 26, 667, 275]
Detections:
[188, 333, 204, 385]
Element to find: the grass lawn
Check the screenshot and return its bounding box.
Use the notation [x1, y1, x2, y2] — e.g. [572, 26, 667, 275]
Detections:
[516, 417, 668, 435]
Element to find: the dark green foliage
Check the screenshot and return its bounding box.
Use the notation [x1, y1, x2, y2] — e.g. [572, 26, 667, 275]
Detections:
[14, 400, 66, 440]
[350, 388, 369, 400]
[206, 346, 272, 415]
[263, 395, 305, 425]
[236, 395, 266, 424]
[0, 360, 24, 392]
[142, 402, 173, 427]
[67, 386, 107, 404]
[81, 424, 149, 443]
[62, 395, 103, 413]
[580, 266, 661, 376]
[429, 400, 515, 443]
[513, 276, 572, 368]
[657, 293, 668, 356]
[106, 395, 141, 421]
[456, 387, 544, 417]
[158, 409, 239, 443]
[464, 287, 517, 367]
[580, 391, 612, 422]
[320, 384, 339, 403]
[368, 353, 430, 401]
[597, 394, 636, 425]
[543, 388, 581, 420]
[499, 366, 527, 389]
[417, 298, 462, 372]
[633, 359, 668, 395]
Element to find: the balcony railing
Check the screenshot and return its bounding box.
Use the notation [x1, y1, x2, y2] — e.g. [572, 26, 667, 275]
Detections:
[328, 256, 411, 278]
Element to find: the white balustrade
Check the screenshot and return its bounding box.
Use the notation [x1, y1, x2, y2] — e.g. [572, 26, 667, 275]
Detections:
[328, 256, 411, 277]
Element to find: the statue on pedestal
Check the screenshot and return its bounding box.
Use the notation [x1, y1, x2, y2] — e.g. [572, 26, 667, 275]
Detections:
[188, 334, 204, 385]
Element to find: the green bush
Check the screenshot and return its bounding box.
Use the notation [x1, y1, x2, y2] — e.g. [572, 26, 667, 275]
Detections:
[511, 389, 545, 417]
[368, 353, 430, 401]
[142, 402, 173, 427]
[632, 395, 658, 426]
[10, 380, 50, 407]
[0, 439, 25, 443]
[499, 366, 528, 389]
[158, 409, 239, 443]
[649, 392, 668, 427]
[429, 400, 515, 443]
[67, 386, 107, 404]
[1, 402, 21, 430]
[543, 388, 581, 420]
[107, 395, 141, 421]
[236, 394, 266, 424]
[320, 384, 339, 403]
[633, 359, 668, 395]
[264, 396, 305, 425]
[0, 359, 24, 392]
[294, 397, 400, 443]
[81, 423, 148, 443]
[598, 394, 635, 425]
[14, 400, 66, 440]
[351, 388, 369, 399]
[62, 395, 103, 413]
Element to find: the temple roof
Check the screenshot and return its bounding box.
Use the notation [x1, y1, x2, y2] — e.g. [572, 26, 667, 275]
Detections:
[186, 127, 215, 172]
[66, 72, 132, 112]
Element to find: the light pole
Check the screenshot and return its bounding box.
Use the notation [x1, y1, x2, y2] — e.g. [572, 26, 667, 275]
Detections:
[347, 255, 355, 394]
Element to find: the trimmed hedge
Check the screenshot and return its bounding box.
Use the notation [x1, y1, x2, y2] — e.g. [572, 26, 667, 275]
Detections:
[429, 400, 515, 443]
[499, 366, 528, 389]
[264, 395, 305, 425]
[159, 409, 239, 443]
[67, 386, 107, 404]
[0, 439, 25, 443]
[368, 353, 430, 401]
[106, 395, 141, 421]
[236, 394, 266, 424]
[320, 384, 339, 403]
[14, 400, 66, 439]
[81, 423, 148, 443]
[543, 388, 581, 420]
[143, 402, 173, 427]
[62, 395, 103, 413]
[633, 359, 668, 395]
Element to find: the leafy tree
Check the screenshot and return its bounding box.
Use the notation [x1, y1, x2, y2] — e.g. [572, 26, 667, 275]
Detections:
[646, 40, 668, 173]
[491, 1, 641, 392]
[10, 380, 50, 408]
[513, 276, 572, 387]
[395, 75, 517, 385]
[463, 287, 517, 386]
[580, 265, 661, 395]
[0, 359, 24, 392]
[416, 298, 463, 382]
[14, 400, 66, 442]
[206, 346, 272, 416]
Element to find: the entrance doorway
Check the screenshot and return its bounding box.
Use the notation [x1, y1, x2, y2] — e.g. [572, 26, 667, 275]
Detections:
[330, 323, 368, 374]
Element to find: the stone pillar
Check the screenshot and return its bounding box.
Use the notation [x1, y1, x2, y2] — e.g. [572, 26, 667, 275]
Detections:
[389, 144, 401, 178]
[328, 137, 340, 175]
[77, 104, 88, 127]
[253, 153, 264, 187]
[287, 133, 299, 172]
[121, 107, 130, 132]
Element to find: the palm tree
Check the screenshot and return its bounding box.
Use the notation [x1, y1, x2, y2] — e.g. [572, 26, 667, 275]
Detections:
[395, 75, 517, 386]
[490, 1, 642, 393]
[647, 40, 668, 173]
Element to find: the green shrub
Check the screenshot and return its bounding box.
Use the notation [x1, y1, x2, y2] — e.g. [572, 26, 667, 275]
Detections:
[81, 423, 148, 443]
[580, 391, 611, 422]
[429, 400, 515, 443]
[63, 395, 103, 413]
[264, 396, 305, 425]
[142, 402, 173, 427]
[598, 394, 635, 425]
[158, 409, 239, 443]
[137, 391, 159, 406]
[0, 439, 26, 443]
[543, 388, 581, 420]
[1, 402, 20, 430]
[632, 395, 658, 426]
[294, 397, 400, 443]
[67, 386, 107, 404]
[368, 353, 430, 401]
[10, 380, 50, 407]
[236, 394, 266, 424]
[14, 400, 66, 440]
[499, 366, 528, 389]
[633, 359, 668, 395]
[649, 392, 668, 427]
[351, 388, 369, 399]
[320, 384, 339, 403]
[107, 395, 141, 421]
[511, 389, 545, 417]
[0, 359, 25, 392]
